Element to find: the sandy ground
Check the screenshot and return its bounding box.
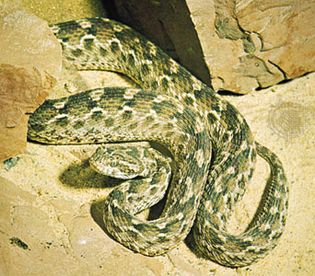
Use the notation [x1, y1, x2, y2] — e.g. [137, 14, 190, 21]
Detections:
[1, 1, 315, 275]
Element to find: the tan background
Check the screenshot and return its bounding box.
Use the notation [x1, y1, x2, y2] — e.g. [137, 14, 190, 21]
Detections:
[0, 0, 314, 275]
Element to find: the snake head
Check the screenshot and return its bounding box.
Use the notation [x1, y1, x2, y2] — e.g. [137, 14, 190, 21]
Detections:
[27, 99, 62, 143]
[89, 145, 150, 179]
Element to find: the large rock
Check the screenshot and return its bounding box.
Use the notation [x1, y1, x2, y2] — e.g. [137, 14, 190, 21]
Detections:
[0, 1, 62, 161]
[111, 0, 315, 93]
[109, 0, 212, 86]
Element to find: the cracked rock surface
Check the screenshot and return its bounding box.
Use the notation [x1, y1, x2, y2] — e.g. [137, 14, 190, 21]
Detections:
[0, 1, 62, 161]
[113, 0, 315, 93]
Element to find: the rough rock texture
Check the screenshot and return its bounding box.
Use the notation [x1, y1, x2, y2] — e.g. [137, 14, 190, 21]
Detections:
[0, 1, 62, 161]
[109, 0, 212, 86]
[20, 0, 107, 23]
[0, 64, 55, 161]
[111, 0, 315, 93]
[0, 1, 62, 78]
[1, 0, 314, 275]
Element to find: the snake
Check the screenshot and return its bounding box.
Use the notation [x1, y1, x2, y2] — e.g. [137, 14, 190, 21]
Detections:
[27, 18, 289, 267]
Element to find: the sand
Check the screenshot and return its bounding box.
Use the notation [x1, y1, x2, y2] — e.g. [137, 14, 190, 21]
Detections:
[0, 1, 314, 275]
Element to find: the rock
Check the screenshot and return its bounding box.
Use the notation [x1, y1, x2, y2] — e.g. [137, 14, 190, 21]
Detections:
[111, 0, 315, 93]
[0, 1, 62, 161]
[0, 64, 55, 161]
[235, 1, 315, 80]
[0, 1, 62, 79]
[20, 0, 107, 24]
[110, 0, 212, 86]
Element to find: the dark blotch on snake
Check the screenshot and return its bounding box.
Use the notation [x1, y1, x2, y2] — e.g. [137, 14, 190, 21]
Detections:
[161, 77, 169, 88]
[151, 81, 158, 90]
[73, 120, 85, 129]
[84, 38, 94, 50]
[128, 53, 135, 66]
[99, 47, 107, 56]
[55, 116, 69, 126]
[86, 25, 97, 36]
[122, 110, 133, 120]
[91, 111, 103, 120]
[87, 99, 98, 109]
[141, 63, 150, 75]
[110, 41, 120, 52]
[104, 117, 115, 127]
[71, 48, 83, 57]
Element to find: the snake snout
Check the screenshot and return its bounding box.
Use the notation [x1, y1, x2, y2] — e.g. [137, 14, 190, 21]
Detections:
[27, 100, 61, 142]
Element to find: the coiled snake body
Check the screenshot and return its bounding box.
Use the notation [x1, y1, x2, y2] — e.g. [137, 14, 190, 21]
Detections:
[27, 18, 289, 267]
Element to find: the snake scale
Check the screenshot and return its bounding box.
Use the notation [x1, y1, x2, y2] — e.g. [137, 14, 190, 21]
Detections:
[27, 18, 289, 267]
